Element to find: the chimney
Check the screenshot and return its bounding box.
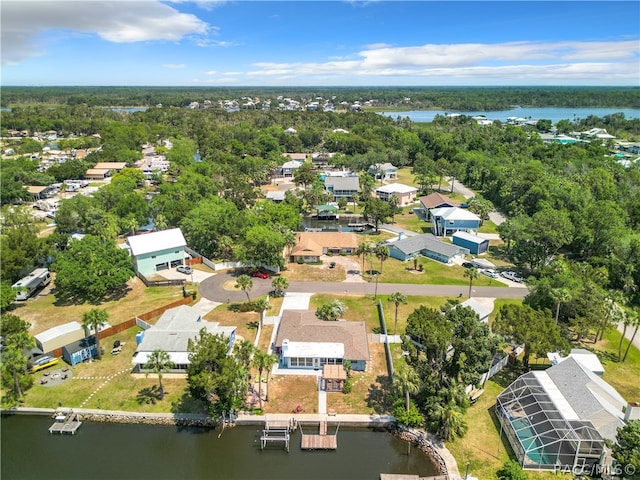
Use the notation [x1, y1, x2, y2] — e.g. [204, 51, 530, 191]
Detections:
[624, 402, 640, 422]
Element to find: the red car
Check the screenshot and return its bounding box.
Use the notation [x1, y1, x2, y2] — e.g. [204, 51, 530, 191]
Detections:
[251, 270, 269, 279]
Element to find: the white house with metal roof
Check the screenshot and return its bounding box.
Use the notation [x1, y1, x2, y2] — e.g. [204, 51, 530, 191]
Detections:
[375, 183, 418, 206]
[430, 206, 481, 237]
[126, 228, 187, 276]
[132, 305, 236, 372]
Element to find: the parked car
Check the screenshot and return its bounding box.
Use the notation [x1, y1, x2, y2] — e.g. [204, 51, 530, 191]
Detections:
[251, 270, 269, 279]
[500, 271, 523, 283]
[176, 265, 192, 274]
[481, 268, 499, 278]
[461, 262, 475, 269]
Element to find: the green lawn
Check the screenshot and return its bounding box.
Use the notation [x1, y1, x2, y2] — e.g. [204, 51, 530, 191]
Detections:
[308, 293, 453, 334]
[370, 255, 507, 287]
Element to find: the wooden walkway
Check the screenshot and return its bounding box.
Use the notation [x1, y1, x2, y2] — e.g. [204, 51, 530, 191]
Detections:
[300, 421, 338, 450]
[49, 410, 82, 435]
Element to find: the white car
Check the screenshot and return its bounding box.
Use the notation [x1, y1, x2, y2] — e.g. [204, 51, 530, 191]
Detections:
[501, 271, 523, 283]
[481, 268, 499, 278]
[176, 265, 192, 274]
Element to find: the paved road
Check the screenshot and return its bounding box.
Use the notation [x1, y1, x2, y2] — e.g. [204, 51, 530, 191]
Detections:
[199, 271, 528, 303]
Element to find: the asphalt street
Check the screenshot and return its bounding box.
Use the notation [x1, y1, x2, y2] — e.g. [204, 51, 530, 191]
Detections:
[198, 271, 528, 303]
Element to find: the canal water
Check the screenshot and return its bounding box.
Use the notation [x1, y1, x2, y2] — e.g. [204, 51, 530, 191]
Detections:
[380, 106, 640, 124]
[1, 415, 437, 480]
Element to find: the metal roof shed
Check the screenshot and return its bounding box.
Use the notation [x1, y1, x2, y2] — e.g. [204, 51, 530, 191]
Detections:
[452, 231, 489, 254]
[34, 321, 85, 354]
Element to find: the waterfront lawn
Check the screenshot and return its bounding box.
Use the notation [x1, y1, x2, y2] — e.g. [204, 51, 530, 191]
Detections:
[326, 343, 391, 415]
[263, 376, 319, 414]
[389, 209, 431, 234]
[14, 277, 185, 335]
[22, 326, 193, 413]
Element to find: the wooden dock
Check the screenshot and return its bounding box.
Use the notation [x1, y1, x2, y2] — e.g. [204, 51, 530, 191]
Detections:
[49, 410, 82, 435]
[260, 418, 297, 452]
[300, 421, 338, 450]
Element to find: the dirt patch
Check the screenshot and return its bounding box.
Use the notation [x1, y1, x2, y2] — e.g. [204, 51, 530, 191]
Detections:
[282, 261, 346, 282]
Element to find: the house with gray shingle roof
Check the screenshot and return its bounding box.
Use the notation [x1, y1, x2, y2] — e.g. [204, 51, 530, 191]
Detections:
[274, 310, 369, 371]
[132, 305, 236, 373]
[384, 233, 469, 264]
[368, 162, 398, 181]
[496, 357, 629, 471]
[323, 175, 360, 200]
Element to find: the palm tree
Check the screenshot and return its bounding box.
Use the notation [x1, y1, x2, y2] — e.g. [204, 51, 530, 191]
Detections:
[393, 364, 420, 413]
[356, 242, 374, 278]
[262, 353, 278, 402]
[234, 340, 255, 369]
[144, 349, 175, 400]
[271, 275, 289, 297]
[463, 267, 479, 298]
[550, 287, 571, 324]
[388, 292, 408, 335]
[622, 308, 640, 362]
[431, 399, 467, 441]
[82, 308, 108, 359]
[375, 244, 390, 275]
[235, 274, 253, 302]
[252, 350, 277, 409]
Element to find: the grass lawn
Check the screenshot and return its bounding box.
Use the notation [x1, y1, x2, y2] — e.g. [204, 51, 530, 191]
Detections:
[371, 255, 507, 287]
[203, 303, 262, 344]
[22, 326, 200, 413]
[14, 277, 185, 335]
[281, 262, 347, 282]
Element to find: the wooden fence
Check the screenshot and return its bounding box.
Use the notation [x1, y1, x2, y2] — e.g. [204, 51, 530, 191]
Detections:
[136, 272, 186, 287]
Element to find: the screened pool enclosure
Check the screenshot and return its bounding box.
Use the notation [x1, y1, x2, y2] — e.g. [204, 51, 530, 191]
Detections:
[496, 371, 605, 471]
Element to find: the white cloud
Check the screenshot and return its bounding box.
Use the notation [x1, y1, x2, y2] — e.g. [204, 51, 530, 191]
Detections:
[245, 40, 639, 83]
[1, 0, 209, 65]
[163, 64, 187, 69]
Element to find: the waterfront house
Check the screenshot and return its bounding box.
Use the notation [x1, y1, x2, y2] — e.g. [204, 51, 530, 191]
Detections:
[368, 162, 398, 181]
[496, 357, 633, 471]
[323, 175, 360, 201]
[274, 310, 369, 371]
[126, 227, 187, 276]
[375, 183, 418, 206]
[132, 305, 236, 372]
[419, 193, 460, 221]
[430, 207, 480, 237]
[384, 232, 469, 264]
[290, 232, 358, 263]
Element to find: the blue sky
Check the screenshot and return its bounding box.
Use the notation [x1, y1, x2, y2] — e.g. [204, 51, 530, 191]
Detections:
[1, 1, 639, 86]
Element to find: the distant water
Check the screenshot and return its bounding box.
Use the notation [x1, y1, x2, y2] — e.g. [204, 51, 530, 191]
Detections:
[1, 415, 437, 480]
[380, 107, 640, 124]
[109, 107, 148, 113]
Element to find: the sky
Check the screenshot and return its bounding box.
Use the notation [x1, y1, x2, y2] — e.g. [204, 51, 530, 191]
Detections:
[1, 1, 639, 86]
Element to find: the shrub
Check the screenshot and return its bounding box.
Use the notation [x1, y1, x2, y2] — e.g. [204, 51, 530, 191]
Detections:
[392, 399, 423, 428]
[496, 460, 529, 480]
[342, 377, 353, 394]
[297, 258, 304, 264]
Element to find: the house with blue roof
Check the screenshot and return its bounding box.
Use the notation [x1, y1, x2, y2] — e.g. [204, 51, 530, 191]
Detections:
[430, 207, 480, 237]
[452, 231, 489, 254]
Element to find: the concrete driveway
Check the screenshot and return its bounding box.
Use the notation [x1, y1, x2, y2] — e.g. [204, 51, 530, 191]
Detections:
[157, 266, 216, 283]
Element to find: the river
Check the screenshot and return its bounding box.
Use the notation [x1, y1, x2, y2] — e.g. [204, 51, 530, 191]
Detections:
[0, 415, 437, 480]
[380, 106, 640, 124]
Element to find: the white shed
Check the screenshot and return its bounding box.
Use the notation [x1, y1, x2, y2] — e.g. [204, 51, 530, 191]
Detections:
[35, 321, 85, 353]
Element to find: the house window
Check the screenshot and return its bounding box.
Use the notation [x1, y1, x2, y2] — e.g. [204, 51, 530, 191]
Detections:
[151, 255, 156, 259]
[448, 221, 455, 225]
[174, 250, 179, 254]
